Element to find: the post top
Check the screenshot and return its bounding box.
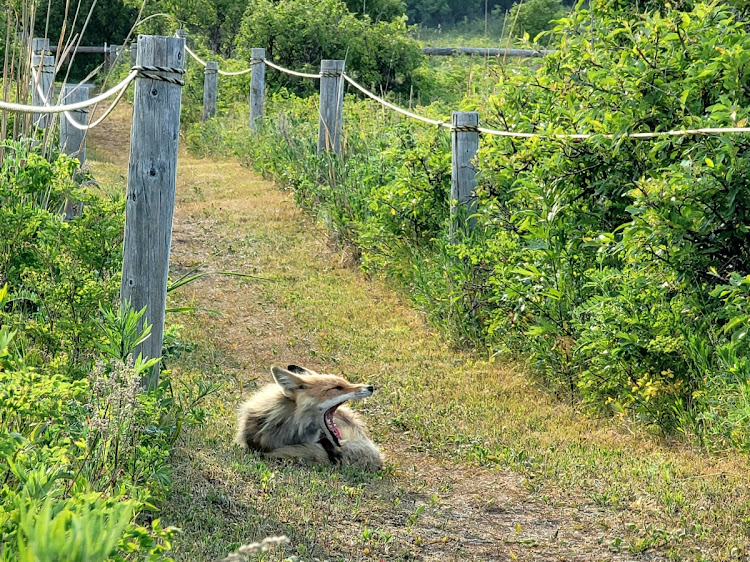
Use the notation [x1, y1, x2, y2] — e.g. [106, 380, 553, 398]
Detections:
[206, 61, 219, 71]
[134, 35, 185, 71]
[320, 59, 345, 73]
[452, 111, 479, 128]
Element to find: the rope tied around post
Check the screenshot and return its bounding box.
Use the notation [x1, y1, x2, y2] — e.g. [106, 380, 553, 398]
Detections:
[131, 65, 186, 86]
[452, 124, 478, 133]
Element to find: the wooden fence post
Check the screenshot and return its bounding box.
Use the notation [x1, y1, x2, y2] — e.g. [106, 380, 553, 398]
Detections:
[450, 111, 479, 240]
[202, 61, 218, 122]
[30, 38, 54, 129]
[31, 37, 49, 54]
[60, 84, 89, 219]
[130, 42, 138, 66]
[121, 34, 185, 389]
[250, 48, 265, 130]
[108, 45, 122, 68]
[317, 59, 345, 155]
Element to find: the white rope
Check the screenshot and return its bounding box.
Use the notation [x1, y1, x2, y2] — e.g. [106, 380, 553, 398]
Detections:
[30, 68, 137, 130]
[184, 42, 321, 78]
[184, 43, 255, 76]
[218, 67, 254, 77]
[262, 58, 321, 79]
[477, 125, 750, 140]
[1, 70, 137, 114]
[342, 74, 450, 129]
[345, 74, 750, 140]
[184, 43, 208, 67]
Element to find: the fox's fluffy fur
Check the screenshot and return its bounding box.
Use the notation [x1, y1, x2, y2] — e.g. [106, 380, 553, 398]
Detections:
[235, 365, 383, 472]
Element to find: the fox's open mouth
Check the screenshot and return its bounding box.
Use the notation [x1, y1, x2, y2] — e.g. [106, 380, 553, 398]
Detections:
[324, 404, 342, 446]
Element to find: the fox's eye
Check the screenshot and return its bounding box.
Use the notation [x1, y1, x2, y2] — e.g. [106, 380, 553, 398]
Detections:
[332, 385, 343, 391]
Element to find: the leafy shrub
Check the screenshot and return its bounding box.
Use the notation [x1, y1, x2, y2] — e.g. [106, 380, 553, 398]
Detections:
[469, 0, 750, 438]
[0, 144, 124, 372]
[235, 0, 424, 95]
[0, 309, 178, 561]
[508, 0, 565, 40]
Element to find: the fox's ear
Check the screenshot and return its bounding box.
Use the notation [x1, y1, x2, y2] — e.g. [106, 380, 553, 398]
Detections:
[271, 366, 306, 398]
[286, 364, 309, 375]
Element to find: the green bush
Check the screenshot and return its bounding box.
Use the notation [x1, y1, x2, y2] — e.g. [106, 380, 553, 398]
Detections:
[0, 144, 124, 373]
[235, 0, 424, 96]
[0, 140, 220, 558]
[468, 0, 750, 439]
[508, 0, 565, 40]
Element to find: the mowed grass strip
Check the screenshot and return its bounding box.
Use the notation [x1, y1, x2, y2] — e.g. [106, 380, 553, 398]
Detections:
[87, 107, 750, 561]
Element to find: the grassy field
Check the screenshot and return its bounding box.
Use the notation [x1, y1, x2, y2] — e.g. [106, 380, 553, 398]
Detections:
[87, 105, 750, 561]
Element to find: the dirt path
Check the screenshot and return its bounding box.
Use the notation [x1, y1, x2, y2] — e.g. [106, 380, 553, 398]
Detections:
[87, 105, 749, 561]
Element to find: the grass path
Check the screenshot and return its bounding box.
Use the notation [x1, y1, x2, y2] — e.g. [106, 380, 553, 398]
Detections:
[87, 106, 750, 561]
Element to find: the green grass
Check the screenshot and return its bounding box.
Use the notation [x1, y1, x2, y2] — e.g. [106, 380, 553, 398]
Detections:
[87, 106, 750, 561]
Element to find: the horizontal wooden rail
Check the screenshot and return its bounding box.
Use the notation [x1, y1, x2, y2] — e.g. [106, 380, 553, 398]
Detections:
[49, 45, 112, 54]
[422, 47, 553, 57]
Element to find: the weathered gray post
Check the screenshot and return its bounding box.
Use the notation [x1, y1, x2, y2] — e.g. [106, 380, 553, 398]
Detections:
[130, 42, 138, 66]
[250, 48, 265, 130]
[60, 85, 89, 220]
[317, 59, 345, 155]
[31, 37, 49, 54]
[30, 38, 54, 128]
[107, 45, 122, 68]
[59, 85, 89, 162]
[450, 111, 479, 240]
[121, 34, 185, 389]
[202, 61, 218, 122]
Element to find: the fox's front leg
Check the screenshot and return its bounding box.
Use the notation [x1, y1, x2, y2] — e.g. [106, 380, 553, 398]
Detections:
[317, 436, 342, 464]
[270, 443, 329, 464]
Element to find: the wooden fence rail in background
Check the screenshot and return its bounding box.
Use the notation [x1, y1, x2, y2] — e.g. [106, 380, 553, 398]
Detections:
[422, 47, 553, 57]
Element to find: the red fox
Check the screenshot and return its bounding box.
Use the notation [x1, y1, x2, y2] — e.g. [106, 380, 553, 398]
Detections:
[235, 365, 383, 471]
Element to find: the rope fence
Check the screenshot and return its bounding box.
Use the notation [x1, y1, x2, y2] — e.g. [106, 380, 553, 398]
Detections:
[181, 40, 750, 141]
[5, 30, 750, 389]
[30, 67, 137, 130]
[1, 70, 136, 114]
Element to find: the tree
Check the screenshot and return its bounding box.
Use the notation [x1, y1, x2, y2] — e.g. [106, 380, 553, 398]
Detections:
[236, 0, 423, 95]
[343, 0, 407, 22]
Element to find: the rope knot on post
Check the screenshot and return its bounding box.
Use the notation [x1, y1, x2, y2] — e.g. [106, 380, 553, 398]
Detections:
[131, 65, 186, 86]
[452, 124, 479, 133]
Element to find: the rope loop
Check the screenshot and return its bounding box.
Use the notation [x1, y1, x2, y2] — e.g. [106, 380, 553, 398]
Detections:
[452, 125, 479, 133]
[131, 65, 186, 86]
[320, 71, 342, 78]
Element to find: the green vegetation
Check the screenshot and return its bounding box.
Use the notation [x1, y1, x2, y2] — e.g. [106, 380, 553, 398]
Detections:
[0, 143, 189, 559]
[509, 0, 565, 39]
[235, 0, 424, 95]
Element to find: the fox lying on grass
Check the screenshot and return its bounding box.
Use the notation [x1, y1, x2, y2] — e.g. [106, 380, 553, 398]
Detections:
[235, 365, 383, 472]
